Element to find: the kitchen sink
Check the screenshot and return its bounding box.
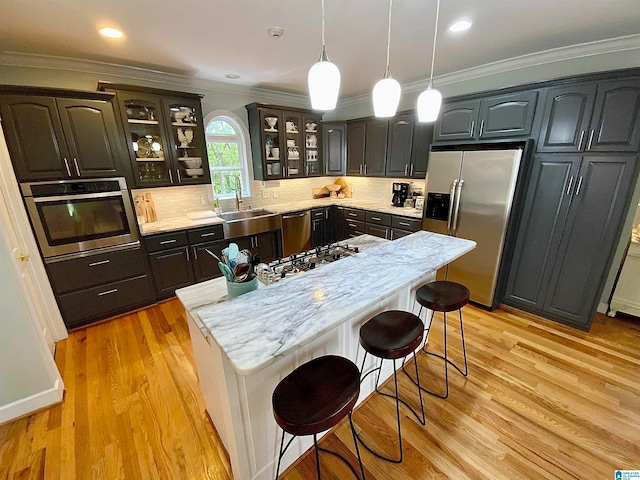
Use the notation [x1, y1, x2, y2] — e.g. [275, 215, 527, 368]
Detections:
[220, 209, 282, 238]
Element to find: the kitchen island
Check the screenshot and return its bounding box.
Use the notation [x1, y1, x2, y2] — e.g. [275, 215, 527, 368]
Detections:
[177, 231, 475, 480]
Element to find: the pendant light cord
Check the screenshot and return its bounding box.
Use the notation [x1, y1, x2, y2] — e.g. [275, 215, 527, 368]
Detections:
[429, 0, 440, 85]
[384, 0, 393, 77]
[321, 0, 326, 48]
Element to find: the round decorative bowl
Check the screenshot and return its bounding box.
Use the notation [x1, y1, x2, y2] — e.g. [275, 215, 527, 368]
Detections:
[180, 157, 202, 169]
[185, 168, 204, 177]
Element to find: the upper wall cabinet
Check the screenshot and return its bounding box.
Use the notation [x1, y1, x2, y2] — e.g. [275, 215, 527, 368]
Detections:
[0, 91, 127, 181]
[99, 83, 210, 188]
[537, 78, 640, 153]
[322, 123, 347, 176]
[245, 103, 323, 180]
[434, 91, 539, 143]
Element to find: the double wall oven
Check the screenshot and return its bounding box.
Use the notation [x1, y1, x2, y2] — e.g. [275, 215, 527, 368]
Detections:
[21, 177, 139, 260]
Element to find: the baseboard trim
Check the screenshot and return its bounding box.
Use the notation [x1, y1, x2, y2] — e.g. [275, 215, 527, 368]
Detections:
[597, 302, 609, 314]
[0, 382, 64, 425]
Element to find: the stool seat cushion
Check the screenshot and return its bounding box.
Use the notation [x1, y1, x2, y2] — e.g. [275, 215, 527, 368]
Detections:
[272, 355, 360, 436]
[359, 310, 424, 360]
[416, 281, 470, 312]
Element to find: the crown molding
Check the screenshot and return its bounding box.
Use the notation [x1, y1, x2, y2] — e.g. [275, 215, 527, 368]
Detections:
[2, 33, 639, 110]
[338, 33, 640, 108]
[0, 51, 309, 107]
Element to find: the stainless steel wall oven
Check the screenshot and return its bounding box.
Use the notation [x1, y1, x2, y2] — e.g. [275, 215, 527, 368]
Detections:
[21, 177, 139, 259]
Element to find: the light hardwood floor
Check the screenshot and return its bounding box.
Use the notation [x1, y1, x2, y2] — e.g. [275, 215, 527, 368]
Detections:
[1, 299, 639, 479]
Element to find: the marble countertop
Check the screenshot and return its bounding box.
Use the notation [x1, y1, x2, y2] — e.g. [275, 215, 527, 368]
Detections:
[176, 231, 475, 375]
[139, 198, 422, 236]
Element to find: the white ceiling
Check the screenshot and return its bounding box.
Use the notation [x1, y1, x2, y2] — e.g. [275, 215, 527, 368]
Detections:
[1, 0, 639, 98]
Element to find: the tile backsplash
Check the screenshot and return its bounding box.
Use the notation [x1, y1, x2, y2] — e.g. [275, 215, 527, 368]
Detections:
[132, 176, 425, 221]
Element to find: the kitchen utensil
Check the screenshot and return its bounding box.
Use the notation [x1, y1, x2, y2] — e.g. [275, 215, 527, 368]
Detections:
[219, 262, 234, 281]
[233, 263, 250, 282]
[204, 248, 222, 262]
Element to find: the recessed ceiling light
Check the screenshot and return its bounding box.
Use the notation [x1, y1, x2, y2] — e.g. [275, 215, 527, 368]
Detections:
[449, 20, 472, 32]
[268, 27, 284, 38]
[99, 27, 124, 39]
[225, 74, 240, 79]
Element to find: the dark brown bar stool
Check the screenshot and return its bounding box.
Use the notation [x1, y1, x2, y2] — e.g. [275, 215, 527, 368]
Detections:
[272, 355, 365, 480]
[407, 280, 469, 399]
[355, 310, 426, 464]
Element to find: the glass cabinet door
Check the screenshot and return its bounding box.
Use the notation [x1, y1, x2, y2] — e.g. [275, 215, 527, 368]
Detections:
[164, 97, 209, 184]
[260, 109, 284, 179]
[303, 114, 322, 176]
[283, 111, 304, 178]
[119, 93, 171, 186]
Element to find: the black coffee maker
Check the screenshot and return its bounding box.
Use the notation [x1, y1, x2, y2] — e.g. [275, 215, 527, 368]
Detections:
[392, 182, 410, 206]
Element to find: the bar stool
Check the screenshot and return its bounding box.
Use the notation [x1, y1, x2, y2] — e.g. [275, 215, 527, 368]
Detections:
[355, 310, 426, 464]
[407, 280, 469, 399]
[272, 355, 365, 480]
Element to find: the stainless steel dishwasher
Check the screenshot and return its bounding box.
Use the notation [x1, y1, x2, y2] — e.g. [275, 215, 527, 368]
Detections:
[282, 210, 311, 256]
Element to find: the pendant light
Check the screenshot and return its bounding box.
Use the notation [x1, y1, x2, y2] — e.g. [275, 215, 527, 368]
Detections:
[308, 0, 340, 110]
[417, 0, 443, 122]
[372, 0, 401, 117]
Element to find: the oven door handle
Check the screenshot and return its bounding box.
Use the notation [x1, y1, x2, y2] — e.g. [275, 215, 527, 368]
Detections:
[32, 191, 124, 202]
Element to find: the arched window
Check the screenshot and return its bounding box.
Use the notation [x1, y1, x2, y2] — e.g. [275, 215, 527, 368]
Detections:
[204, 111, 252, 198]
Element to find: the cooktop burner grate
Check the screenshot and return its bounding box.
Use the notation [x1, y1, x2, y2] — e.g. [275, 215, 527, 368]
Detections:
[257, 242, 359, 285]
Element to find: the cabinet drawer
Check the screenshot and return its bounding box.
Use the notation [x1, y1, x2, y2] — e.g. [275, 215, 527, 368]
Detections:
[311, 208, 326, 219]
[343, 208, 365, 222]
[365, 224, 390, 239]
[391, 228, 412, 240]
[145, 231, 189, 252]
[344, 219, 365, 232]
[188, 224, 224, 244]
[392, 216, 422, 232]
[58, 274, 154, 329]
[47, 246, 147, 294]
[365, 211, 391, 226]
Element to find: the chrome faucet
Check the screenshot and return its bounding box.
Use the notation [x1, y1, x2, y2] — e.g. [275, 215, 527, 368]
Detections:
[234, 176, 243, 210]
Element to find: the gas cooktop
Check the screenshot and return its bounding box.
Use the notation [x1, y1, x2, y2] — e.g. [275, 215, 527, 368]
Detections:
[256, 242, 360, 285]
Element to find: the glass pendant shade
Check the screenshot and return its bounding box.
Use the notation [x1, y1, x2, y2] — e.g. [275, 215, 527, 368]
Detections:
[308, 56, 341, 111]
[373, 76, 401, 117]
[417, 84, 442, 122]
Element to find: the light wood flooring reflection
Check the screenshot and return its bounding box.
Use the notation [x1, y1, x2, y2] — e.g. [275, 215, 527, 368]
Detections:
[1, 299, 639, 479]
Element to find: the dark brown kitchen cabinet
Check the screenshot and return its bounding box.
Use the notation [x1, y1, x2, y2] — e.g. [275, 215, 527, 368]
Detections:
[99, 83, 210, 187]
[0, 93, 126, 181]
[245, 103, 322, 180]
[311, 207, 333, 247]
[227, 230, 281, 263]
[434, 91, 538, 143]
[385, 114, 414, 177]
[192, 240, 226, 282]
[148, 247, 194, 297]
[46, 244, 154, 329]
[346, 121, 366, 175]
[409, 120, 433, 178]
[390, 215, 422, 239]
[503, 153, 638, 330]
[537, 78, 640, 153]
[322, 123, 347, 176]
[364, 119, 388, 176]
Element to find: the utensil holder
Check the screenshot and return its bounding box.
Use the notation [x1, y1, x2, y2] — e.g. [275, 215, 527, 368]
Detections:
[226, 277, 258, 299]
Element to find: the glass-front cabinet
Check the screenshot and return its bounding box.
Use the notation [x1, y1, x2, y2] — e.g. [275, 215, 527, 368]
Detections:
[99, 83, 210, 187]
[246, 103, 323, 180]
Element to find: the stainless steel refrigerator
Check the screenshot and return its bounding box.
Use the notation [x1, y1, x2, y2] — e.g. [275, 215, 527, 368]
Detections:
[422, 148, 523, 308]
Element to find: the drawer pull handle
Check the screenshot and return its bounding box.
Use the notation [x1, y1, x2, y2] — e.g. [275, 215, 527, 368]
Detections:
[348, 212, 358, 217]
[98, 288, 118, 297]
[200, 232, 217, 237]
[348, 223, 357, 228]
[399, 222, 410, 226]
[160, 239, 177, 245]
[89, 259, 110, 267]
[371, 216, 381, 221]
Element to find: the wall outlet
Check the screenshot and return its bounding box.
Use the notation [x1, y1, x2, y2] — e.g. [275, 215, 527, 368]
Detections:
[200, 194, 209, 206]
[273, 190, 279, 198]
[262, 190, 270, 199]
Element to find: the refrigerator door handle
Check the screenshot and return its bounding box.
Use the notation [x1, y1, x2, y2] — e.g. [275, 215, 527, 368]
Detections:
[451, 179, 464, 236]
[447, 179, 458, 235]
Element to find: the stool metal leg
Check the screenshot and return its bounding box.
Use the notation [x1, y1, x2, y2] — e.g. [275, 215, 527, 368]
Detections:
[355, 355, 426, 464]
[404, 307, 468, 399]
[313, 434, 321, 480]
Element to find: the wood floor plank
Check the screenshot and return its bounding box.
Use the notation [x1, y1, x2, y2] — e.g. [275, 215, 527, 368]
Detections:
[1, 300, 639, 479]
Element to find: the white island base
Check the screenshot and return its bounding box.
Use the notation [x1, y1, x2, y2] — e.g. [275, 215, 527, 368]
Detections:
[177, 232, 475, 480]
